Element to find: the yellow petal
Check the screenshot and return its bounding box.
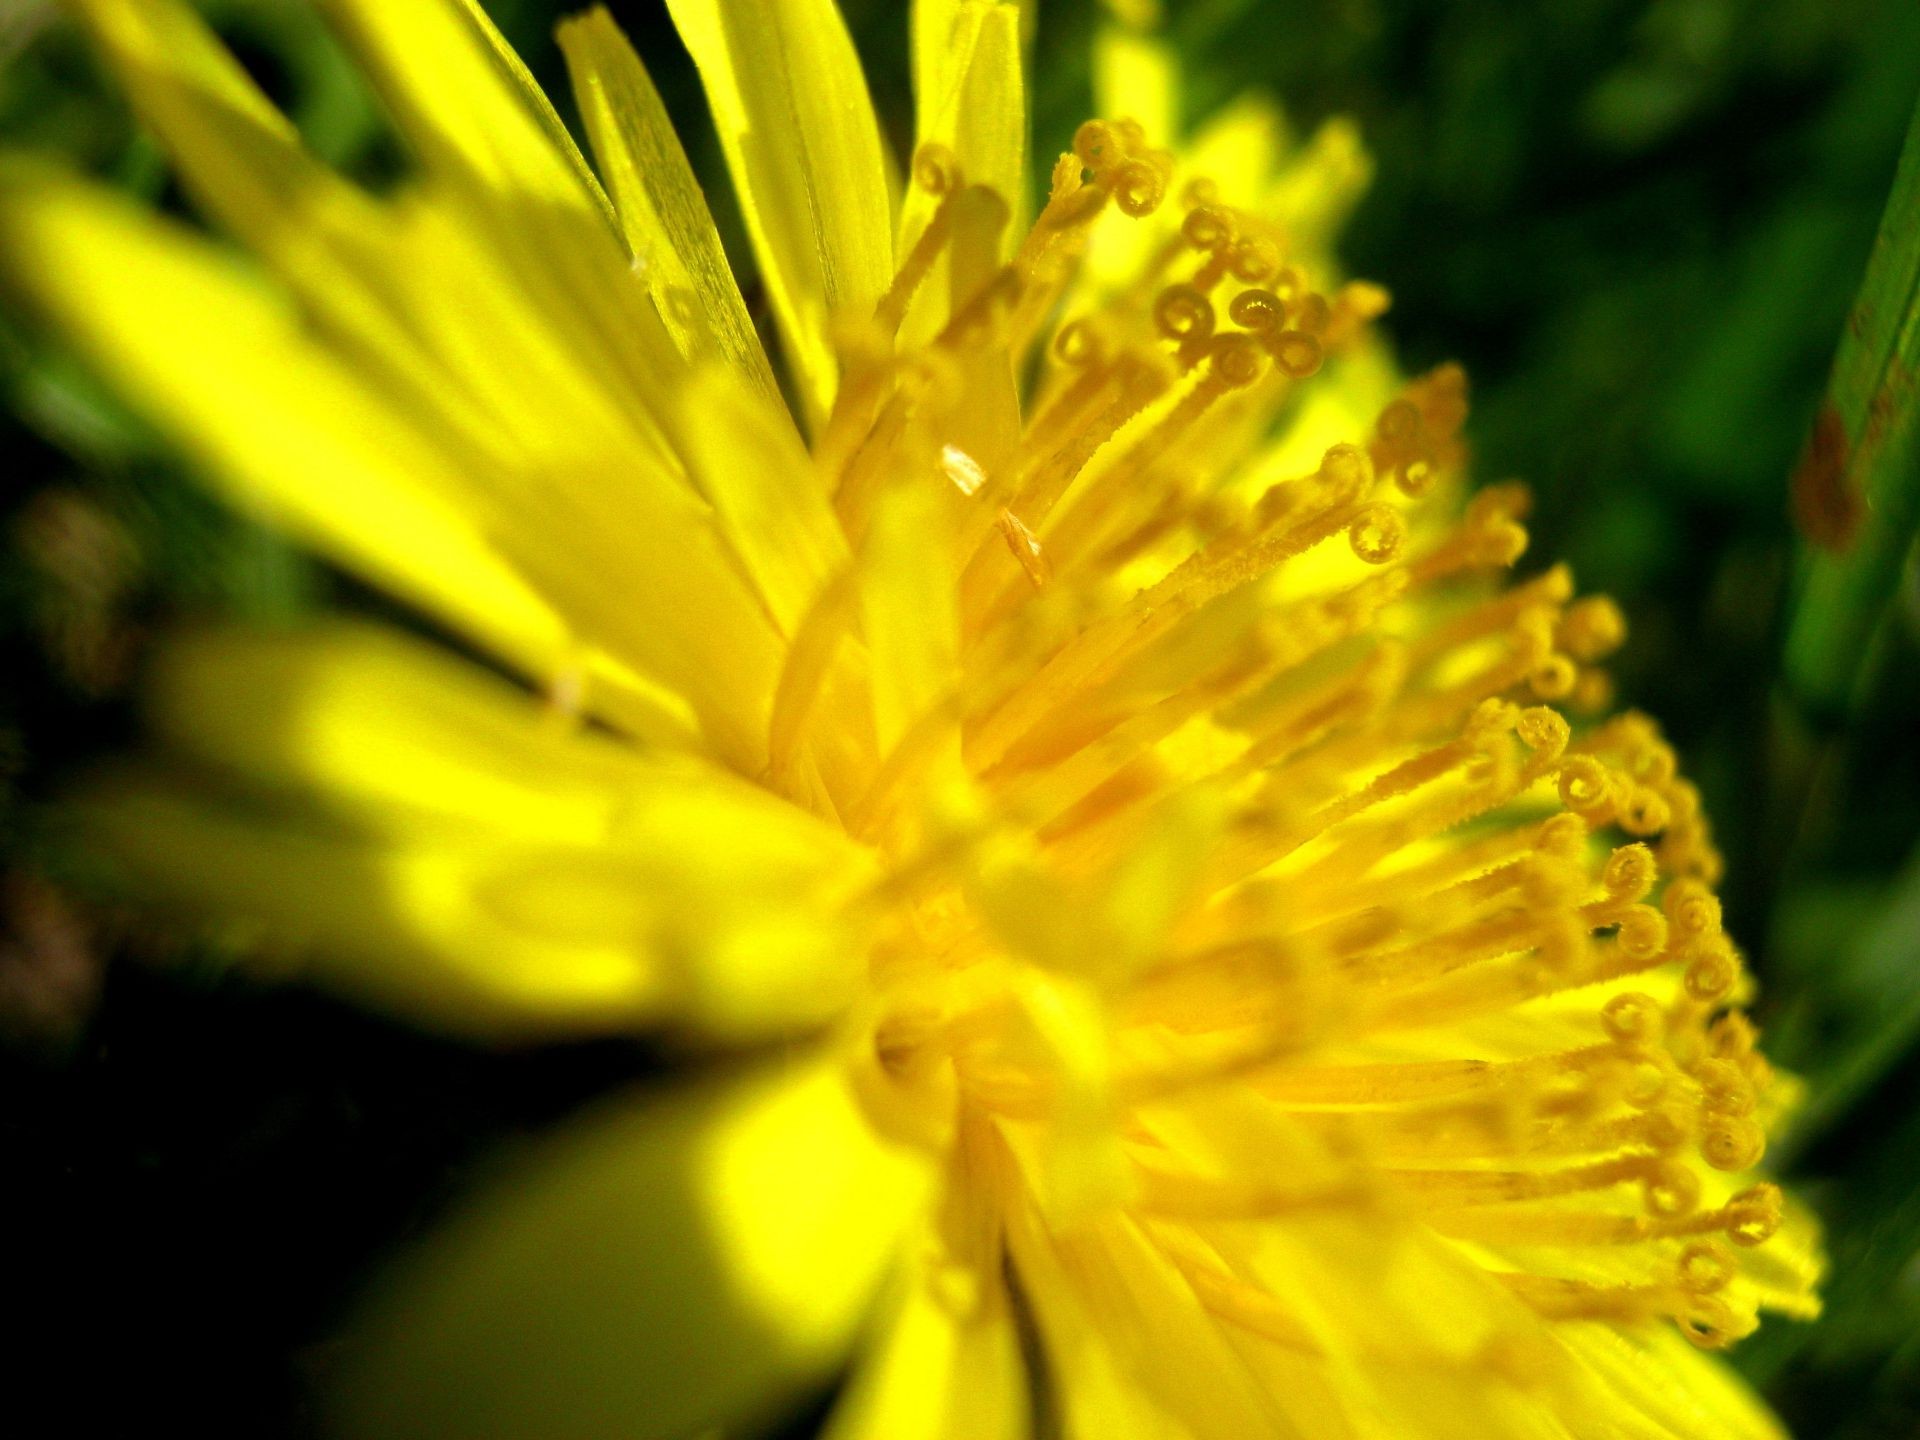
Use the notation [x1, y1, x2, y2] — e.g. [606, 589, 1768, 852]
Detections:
[556, 6, 780, 403]
[1119, 1086, 1676, 1440]
[75, 762, 873, 1041]
[89, 622, 875, 1039]
[824, 1115, 1030, 1440]
[1092, 20, 1177, 148]
[672, 367, 851, 636]
[1265, 117, 1374, 254]
[1183, 95, 1288, 207]
[1083, 23, 1177, 289]
[1003, 1190, 1288, 1440]
[909, 0, 1028, 248]
[64, 0, 381, 297]
[334, 192, 788, 766]
[822, 1261, 1029, 1440]
[1559, 1326, 1790, 1440]
[59, 0, 548, 475]
[55, 0, 817, 765]
[2, 155, 788, 765]
[141, 623, 741, 846]
[335, 1056, 930, 1440]
[664, 0, 894, 427]
[851, 481, 969, 839]
[1740, 1195, 1825, 1320]
[317, 0, 611, 221]
[318, 0, 709, 490]
[72, 774, 665, 1036]
[862, 482, 962, 757]
[901, 1, 1027, 460]
[0, 163, 565, 677]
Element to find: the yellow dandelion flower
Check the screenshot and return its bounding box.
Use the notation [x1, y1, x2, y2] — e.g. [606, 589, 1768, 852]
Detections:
[0, 1, 1823, 1438]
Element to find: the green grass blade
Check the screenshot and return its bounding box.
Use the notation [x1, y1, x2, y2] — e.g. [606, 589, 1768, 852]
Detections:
[1782, 88, 1920, 724]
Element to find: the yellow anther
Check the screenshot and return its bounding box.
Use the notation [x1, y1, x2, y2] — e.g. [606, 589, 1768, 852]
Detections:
[1602, 843, 1658, 901]
[1706, 1012, 1757, 1060]
[1052, 317, 1110, 367]
[1620, 1055, 1671, 1107]
[1179, 175, 1219, 207]
[1616, 905, 1669, 962]
[1181, 204, 1236, 252]
[1644, 1161, 1702, 1218]
[1229, 237, 1281, 283]
[1694, 1058, 1756, 1118]
[1570, 668, 1615, 714]
[1208, 333, 1267, 388]
[1073, 119, 1120, 170]
[1677, 1241, 1736, 1295]
[1153, 284, 1215, 343]
[1115, 158, 1168, 217]
[1347, 506, 1405, 564]
[1528, 654, 1578, 700]
[1516, 706, 1570, 758]
[1619, 786, 1671, 837]
[1272, 331, 1324, 378]
[1560, 595, 1627, 662]
[1677, 1293, 1752, 1350]
[1317, 442, 1371, 494]
[1663, 879, 1722, 938]
[1558, 756, 1609, 811]
[1471, 515, 1530, 567]
[1466, 697, 1521, 740]
[1467, 482, 1530, 525]
[1726, 1183, 1783, 1246]
[1536, 812, 1589, 856]
[1601, 991, 1664, 1045]
[913, 141, 963, 195]
[1228, 288, 1285, 333]
[1395, 458, 1435, 497]
[1701, 1117, 1764, 1172]
[1683, 943, 1739, 1004]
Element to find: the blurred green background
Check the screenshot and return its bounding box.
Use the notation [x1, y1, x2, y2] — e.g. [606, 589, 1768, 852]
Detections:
[3, 0, 1918, 1434]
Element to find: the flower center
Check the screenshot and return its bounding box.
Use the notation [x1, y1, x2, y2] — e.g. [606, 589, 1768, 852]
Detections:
[817, 115, 1810, 1356]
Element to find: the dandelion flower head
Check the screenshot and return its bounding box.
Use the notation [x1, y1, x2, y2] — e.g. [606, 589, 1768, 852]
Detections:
[0, 1, 1823, 1437]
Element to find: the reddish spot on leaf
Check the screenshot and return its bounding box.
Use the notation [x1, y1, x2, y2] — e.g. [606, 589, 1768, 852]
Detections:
[1791, 405, 1864, 553]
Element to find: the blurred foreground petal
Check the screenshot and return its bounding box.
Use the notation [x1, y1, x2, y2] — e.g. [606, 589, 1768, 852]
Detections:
[72, 623, 875, 1041]
[336, 1054, 932, 1440]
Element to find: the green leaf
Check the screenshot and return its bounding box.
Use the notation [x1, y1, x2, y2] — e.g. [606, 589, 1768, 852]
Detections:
[1782, 89, 1920, 724]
